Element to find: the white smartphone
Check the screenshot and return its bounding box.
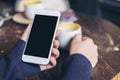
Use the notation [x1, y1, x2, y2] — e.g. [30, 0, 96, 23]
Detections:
[22, 10, 60, 65]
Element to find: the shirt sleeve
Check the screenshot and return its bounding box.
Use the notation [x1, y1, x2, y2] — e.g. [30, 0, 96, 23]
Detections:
[0, 39, 41, 80]
[61, 54, 92, 80]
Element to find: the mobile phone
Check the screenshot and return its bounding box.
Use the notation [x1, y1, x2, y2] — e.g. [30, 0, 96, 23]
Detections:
[22, 10, 60, 65]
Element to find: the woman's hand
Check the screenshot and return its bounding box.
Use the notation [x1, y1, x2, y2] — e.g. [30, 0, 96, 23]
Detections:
[21, 24, 61, 71]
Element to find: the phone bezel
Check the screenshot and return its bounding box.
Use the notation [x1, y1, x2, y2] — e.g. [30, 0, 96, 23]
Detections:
[22, 10, 60, 65]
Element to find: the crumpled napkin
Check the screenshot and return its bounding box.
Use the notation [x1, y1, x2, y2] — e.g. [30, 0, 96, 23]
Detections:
[0, 16, 4, 27]
[0, 14, 12, 28]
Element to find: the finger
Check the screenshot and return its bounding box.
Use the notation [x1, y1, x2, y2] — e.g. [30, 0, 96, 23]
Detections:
[82, 37, 94, 44]
[20, 24, 32, 41]
[53, 40, 60, 48]
[74, 34, 82, 39]
[26, 24, 32, 32]
[72, 34, 82, 42]
[49, 56, 57, 67]
[82, 36, 89, 41]
[55, 30, 62, 37]
[51, 48, 60, 58]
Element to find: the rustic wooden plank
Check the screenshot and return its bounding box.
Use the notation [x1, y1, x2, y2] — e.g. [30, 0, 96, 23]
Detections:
[91, 58, 116, 80]
[0, 21, 24, 56]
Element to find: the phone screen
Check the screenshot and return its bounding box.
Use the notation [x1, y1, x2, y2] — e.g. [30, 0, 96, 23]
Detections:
[24, 14, 58, 58]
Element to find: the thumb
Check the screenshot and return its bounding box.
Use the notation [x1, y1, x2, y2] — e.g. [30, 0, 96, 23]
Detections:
[21, 24, 32, 41]
[73, 34, 82, 41]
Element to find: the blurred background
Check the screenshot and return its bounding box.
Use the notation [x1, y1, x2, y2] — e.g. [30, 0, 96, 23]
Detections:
[0, 0, 120, 27]
[69, 0, 120, 27]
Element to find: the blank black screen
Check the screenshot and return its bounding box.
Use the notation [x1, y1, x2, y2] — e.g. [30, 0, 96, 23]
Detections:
[24, 15, 58, 58]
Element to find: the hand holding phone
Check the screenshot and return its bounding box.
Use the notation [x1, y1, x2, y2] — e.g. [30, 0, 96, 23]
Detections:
[22, 10, 60, 65]
[21, 25, 61, 70]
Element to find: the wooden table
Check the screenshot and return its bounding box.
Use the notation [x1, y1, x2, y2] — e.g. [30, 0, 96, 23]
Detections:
[0, 12, 120, 80]
[76, 13, 120, 80]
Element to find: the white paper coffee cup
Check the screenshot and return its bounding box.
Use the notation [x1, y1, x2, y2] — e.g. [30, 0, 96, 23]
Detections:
[57, 22, 82, 50]
[24, 0, 46, 20]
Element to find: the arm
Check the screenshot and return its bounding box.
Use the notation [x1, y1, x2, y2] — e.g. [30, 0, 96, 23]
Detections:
[61, 54, 92, 80]
[0, 24, 61, 80]
[61, 34, 98, 80]
[0, 39, 40, 80]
